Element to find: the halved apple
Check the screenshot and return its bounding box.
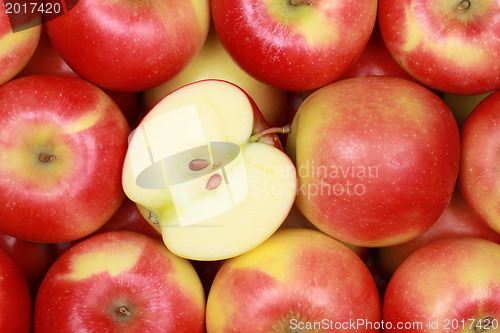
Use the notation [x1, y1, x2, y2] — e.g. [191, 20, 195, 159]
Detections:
[122, 80, 297, 260]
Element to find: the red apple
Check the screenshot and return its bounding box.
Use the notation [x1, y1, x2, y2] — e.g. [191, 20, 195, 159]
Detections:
[383, 238, 500, 332]
[378, 0, 500, 95]
[206, 228, 381, 332]
[287, 76, 460, 247]
[0, 245, 32, 333]
[377, 189, 500, 276]
[0, 75, 130, 243]
[143, 27, 288, 127]
[34, 231, 206, 332]
[44, 0, 211, 91]
[0, 231, 55, 299]
[459, 89, 500, 234]
[338, 22, 416, 81]
[211, 0, 377, 91]
[0, 1, 41, 85]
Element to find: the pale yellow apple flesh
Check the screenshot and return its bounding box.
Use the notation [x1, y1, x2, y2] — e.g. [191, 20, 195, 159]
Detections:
[122, 80, 297, 260]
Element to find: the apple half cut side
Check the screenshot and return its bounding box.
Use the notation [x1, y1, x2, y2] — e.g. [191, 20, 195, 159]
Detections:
[122, 79, 297, 261]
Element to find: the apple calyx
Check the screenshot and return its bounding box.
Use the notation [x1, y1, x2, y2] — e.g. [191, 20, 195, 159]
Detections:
[457, 0, 471, 11]
[289, 0, 312, 6]
[117, 306, 131, 317]
[249, 124, 291, 143]
[39, 153, 56, 163]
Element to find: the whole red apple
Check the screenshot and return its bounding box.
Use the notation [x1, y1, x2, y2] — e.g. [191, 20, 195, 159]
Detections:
[378, 0, 500, 94]
[383, 238, 500, 332]
[459, 89, 500, 234]
[0, 245, 32, 332]
[45, 0, 211, 91]
[377, 189, 500, 276]
[287, 76, 460, 247]
[0, 75, 130, 243]
[211, 0, 377, 91]
[34, 231, 206, 332]
[206, 228, 380, 332]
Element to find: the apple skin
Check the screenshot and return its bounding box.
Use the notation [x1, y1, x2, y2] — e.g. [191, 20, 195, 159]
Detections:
[16, 25, 143, 126]
[383, 238, 500, 332]
[45, 0, 210, 91]
[0, 231, 55, 299]
[338, 22, 416, 82]
[280, 204, 370, 261]
[0, 75, 130, 243]
[211, 0, 377, 92]
[378, 0, 500, 95]
[143, 27, 288, 127]
[377, 189, 500, 276]
[0, 1, 41, 86]
[459, 89, 500, 235]
[206, 228, 380, 332]
[0, 245, 32, 333]
[287, 76, 460, 247]
[34, 231, 206, 332]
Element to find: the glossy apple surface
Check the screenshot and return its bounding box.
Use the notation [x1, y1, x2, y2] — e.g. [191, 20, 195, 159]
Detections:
[206, 228, 381, 332]
[378, 189, 500, 276]
[123, 79, 297, 260]
[378, 0, 500, 94]
[45, 0, 211, 91]
[34, 231, 205, 332]
[0, 75, 130, 243]
[211, 0, 377, 91]
[0, 245, 32, 333]
[0, 1, 41, 85]
[143, 27, 288, 127]
[287, 76, 460, 247]
[338, 23, 415, 81]
[0, 231, 55, 299]
[459, 89, 500, 234]
[383, 238, 500, 332]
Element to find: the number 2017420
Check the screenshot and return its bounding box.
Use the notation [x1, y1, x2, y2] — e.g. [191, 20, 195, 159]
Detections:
[5, 2, 61, 14]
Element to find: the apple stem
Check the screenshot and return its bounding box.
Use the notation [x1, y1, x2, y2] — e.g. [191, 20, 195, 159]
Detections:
[457, 0, 470, 11]
[39, 153, 56, 163]
[249, 124, 292, 143]
[117, 306, 130, 317]
[289, 0, 312, 6]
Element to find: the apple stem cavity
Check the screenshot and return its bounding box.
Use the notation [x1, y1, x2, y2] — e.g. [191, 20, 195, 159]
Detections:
[289, 0, 312, 6]
[39, 153, 57, 163]
[249, 124, 292, 143]
[206, 173, 223, 190]
[457, 0, 471, 11]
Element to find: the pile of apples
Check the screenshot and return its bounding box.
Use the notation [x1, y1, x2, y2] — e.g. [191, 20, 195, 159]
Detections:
[1, 0, 500, 332]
